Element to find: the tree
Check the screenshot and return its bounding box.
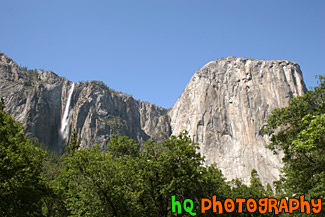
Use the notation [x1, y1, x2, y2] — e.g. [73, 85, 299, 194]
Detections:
[137, 132, 231, 217]
[52, 141, 143, 216]
[136, 132, 205, 216]
[228, 170, 277, 217]
[0, 98, 48, 216]
[249, 169, 266, 198]
[263, 76, 324, 215]
[107, 134, 139, 158]
[65, 128, 80, 154]
[52, 132, 232, 216]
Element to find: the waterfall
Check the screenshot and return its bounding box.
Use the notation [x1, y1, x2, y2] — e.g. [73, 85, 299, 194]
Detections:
[60, 83, 75, 139]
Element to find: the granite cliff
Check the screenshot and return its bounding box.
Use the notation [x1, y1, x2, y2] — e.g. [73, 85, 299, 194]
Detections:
[168, 57, 306, 186]
[0, 53, 171, 153]
[0, 53, 306, 186]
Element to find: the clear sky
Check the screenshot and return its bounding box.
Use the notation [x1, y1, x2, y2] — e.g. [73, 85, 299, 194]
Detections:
[1, 0, 324, 108]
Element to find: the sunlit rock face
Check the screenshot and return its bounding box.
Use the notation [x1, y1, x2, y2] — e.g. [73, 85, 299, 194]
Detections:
[168, 57, 306, 186]
[0, 53, 306, 186]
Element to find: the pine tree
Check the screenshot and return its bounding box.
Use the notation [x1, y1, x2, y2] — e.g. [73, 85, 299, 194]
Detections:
[65, 128, 80, 154]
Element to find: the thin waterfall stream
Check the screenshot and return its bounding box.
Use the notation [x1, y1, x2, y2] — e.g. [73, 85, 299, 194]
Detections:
[60, 83, 75, 139]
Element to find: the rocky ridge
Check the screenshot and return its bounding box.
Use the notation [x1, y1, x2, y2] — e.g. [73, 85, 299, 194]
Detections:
[0, 53, 306, 186]
[0, 53, 170, 153]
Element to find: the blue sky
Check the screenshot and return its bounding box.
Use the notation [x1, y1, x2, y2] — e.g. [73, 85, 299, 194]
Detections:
[1, 0, 324, 108]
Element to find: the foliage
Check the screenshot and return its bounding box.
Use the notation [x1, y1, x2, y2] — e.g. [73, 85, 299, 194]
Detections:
[51, 145, 143, 216]
[65, 128, 80, 154]
[0, 99, 48, 216]
[107, 134, 139, 158]
[228, 170, 276, 217]
[49, 132, 235, 216]
[138, 133, 206, 216]
[263, 75, 325, 215]
[249, 169, 267, 198]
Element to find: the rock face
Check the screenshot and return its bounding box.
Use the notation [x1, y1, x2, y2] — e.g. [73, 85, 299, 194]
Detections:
[0, 53, 306, 186]
[168, 57, 306, 186]
[0, 53, 171, 153]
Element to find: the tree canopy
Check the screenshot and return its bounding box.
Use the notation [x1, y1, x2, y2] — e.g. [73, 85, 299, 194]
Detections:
[0, 99, 48, 216]
[263, 75, 324, 215]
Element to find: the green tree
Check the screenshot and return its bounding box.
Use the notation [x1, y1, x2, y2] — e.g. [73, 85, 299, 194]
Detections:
[137, 132, 231, 217]
[53, 132, 232, 216]
[228, 170, 276, 217]
[0, 99, 48, 216]
[65, 128, 80, 154]
[107, 134, 139, 158]
[265, 183, 274, 197]
[263, 76, 325, 215]
[52, 142, 143, 216]
[137, 133, 205, 216]
[249, 169, 266, 198]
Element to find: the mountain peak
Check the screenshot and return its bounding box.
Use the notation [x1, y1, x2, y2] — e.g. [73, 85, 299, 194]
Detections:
[0, 52, 15, 65]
